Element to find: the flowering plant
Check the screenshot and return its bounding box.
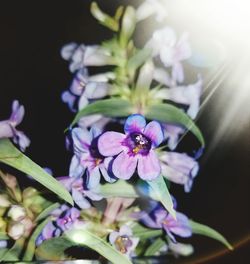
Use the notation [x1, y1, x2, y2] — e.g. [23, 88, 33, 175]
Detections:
[0, 1, 232, 263]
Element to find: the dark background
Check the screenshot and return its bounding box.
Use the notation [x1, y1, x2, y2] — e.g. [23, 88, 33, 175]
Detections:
[0, 0, 249, 263]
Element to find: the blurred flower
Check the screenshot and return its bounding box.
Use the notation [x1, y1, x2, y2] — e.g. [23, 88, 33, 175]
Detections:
[109, 225, 139, 258]
[36, 205, 83, 245]
[147, 27, 191, 83]
[159, 152, 199, 192]
[136, 0, 167, 22]
[141, 203, 192, 242]
[69, 127, 115, 188]
[0, 100, 30, 151]
[163, 124, 184, 150]
[58, 176, 102, 209]
[61, 43, 114, 73]
[168, 241, 194, 257]
[155, 75, 203, 119]
[0, 240, 7, 248]
[98, 114, 163, 180]
[8, 222, 25, 240]
[0, 194, 11, 208]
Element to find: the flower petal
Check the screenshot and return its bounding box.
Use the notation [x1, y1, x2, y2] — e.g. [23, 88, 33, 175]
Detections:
[72, 127, 91, 152]
[61, 42, 77, 60]
[124, 114, 146, 134]
[69, 155, 85, 178]
[119, 225, 133, 237]
[112, 151, 137, 180]
[98, 131, 126, 156]
[109, 231, 119, 245]
[143, 121, 163, 147]
[72, 188, 90, 209]
[87, 167, 101, 189]
[137, 150, 161, 180]
[0, 122, 13, 138]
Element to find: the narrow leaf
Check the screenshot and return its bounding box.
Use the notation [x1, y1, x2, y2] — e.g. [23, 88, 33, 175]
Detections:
[189, 220, 233, 250]
[98, 180, 138, 198]
[132, 223, 162, 240]
[0, 139, 73, 205]
[23, 217, 51, 261]
[147, 175, 176, 219]
[71, 98, 132, 127]
[66, 228, 132, 264]
[127, 48, 152, 74]
[145, 104, 205, 147]
[144, 237, 166, 256]
[35, 202, 60, 222]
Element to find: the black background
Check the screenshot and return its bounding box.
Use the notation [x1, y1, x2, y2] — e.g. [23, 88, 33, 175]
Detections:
[0, 0, 249, 263]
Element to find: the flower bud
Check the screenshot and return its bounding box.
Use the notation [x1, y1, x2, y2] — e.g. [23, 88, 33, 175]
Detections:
[8, 222, 25, 240]
[8, 205, 26, 221]
[0, 194, 11, 208]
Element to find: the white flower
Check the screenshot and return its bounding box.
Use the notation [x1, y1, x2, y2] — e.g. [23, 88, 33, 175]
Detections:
[147, 27, 191, 82]
[8, 205, 26, 221]
[136, 0, 168, 22]
[8, 222, 25, 240]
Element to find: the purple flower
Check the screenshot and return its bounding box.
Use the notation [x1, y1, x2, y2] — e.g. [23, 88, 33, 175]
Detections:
[69, 127, 115, 189]
[141, 204, 192, 242]
[58, 176, 102, 209]
[163, 124, 184, 150]
[0, 100, 30, 151]
[159, 151, 199, 192]
[36, 205, 82, 246]
[98, 114, 163, 180]
[109, 225, 139, 258]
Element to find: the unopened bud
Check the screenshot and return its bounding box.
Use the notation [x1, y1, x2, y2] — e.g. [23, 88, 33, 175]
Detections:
[0, 194, 11, 207]
[8, 205, 26, 221]
[8, 222, 25, 240]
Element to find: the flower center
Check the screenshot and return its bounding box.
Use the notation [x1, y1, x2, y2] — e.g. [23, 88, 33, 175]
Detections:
[127, 133, 152, 155]
[114, 235, 132, 254]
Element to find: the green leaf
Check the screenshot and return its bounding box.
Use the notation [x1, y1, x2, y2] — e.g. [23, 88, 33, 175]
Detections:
[66, 228, 132, 264]
[0, 139, 73, 206]
[132, 223, 162, 240]
[98, 180, 138, 198]
[189, 220, 233, 250]
[0, 232, 8, 240]
[35, 237, 73, 260]
[146, 175, 176, 219]
[71, 98, 133, 127]
[127, 48, 152, 75]
[0, 237, 25, 261]
[23, 217, 52, 261]
[35, 202, 60, 222]
[91, 2, 119, 32]
[145, 103, 205, 147]
[144, 237, 166, 256]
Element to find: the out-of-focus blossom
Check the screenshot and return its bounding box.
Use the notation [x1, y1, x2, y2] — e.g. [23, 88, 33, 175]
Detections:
[98, 114, 163, 180]
[168, 241, 194, 257]
[0, 194, 11, 208]
[155, 75, 203, 119]
[162, 124, 184, 150]
[62, 68, 112, 112]
[8, 222, 25, 240]
[36, 205, 83, 246]
[69, 127, 115, 189]
[0, 100, 30, 151]
[0, 240, 7, 249]
[61, 43, 114, 73]
[159, 151, 199, 192]
[136, 0, 167, 22]
[109, 225, 139, 258]
[147, 27, 191, 83]
[141, 204, 192, 242]
[59, 176, 102, 209]
[8, 205, 26, 221]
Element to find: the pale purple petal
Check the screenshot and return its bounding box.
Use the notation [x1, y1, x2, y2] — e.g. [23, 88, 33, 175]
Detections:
[163, 124, 184, 150]
[10, 100, 24, 125]
[90, 126, 102, 139]
[154, 209, 168, 226]
[72, 127, 91, 152]
[112, 151, 138, 180]
[61, 91, 76, 111]
[87, 167, 101, 189]
[42, 222, 56, 240]
[84, 189, 103, 201]
[143, 121, 163, 147]
[78, 94, 89, 110]
[109, 231, 119, 245]
[98, 131, 126, 156]
[119, 225, 133, 237]
[172, 61, 184, 83]
[100, 163, 116, 183]
[61, 42, 78, 60]
[84, 82, 110, 99]
[69, 155, 85, 178]
[72, 188, 91, 209]
[14, 131, 30, 151]
[140, 212, 162, 228]
[0, 122, 13, 138]
[137, 151, 161, 180]
[124, 114, 146, 134]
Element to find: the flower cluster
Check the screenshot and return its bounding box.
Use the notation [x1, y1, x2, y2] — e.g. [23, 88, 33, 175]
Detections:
[0, 1, 232, 263]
